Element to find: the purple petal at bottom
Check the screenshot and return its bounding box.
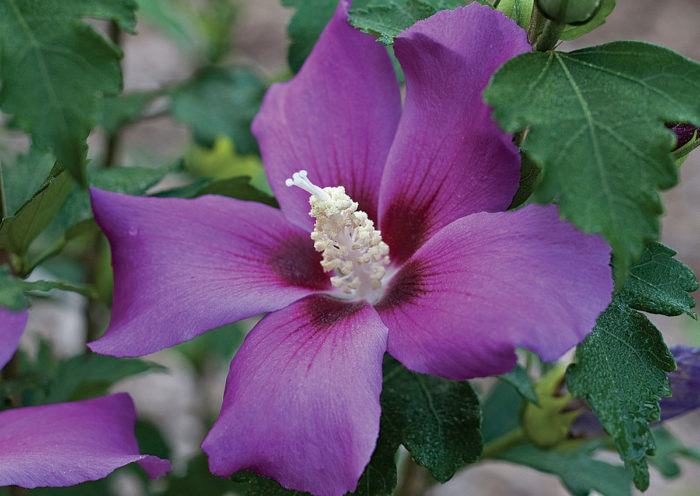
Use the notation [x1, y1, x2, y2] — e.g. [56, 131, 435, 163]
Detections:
[377, 205, 612, 380]
[202, 295, 388, 496]
[0, 307, 27, 369]
[0, 393, 171, 488]
[661, 346, 700, 420]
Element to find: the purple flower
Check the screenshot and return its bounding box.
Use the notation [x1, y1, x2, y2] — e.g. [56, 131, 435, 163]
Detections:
[0, 307, 171, 487]
[88, 2, 612, 495]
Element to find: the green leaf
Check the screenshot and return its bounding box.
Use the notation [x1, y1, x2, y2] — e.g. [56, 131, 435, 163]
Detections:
[566, 297, 676, 490]
[1, 147, 55, 217]
[160, 454, 231, 496]
[618, 242, 698, 318]
[0, 0, 136, 184]
[0, 265, 30, 309]
[194, 176, 278, 207]
[348, 0, 468, 45]
[171, 66, 266, 155]
[496, 443, 631, 496]
[381, 357, 481, 482]
[46, 165, 171, 246]
[100, 92, 156, 136]
[481, 380, 522, 444]
[0, 170, 73, 256]
[497, 363, 539, 405]
[281, 0, 337, 73]
[0, 266, 97, 310]
[560, 0, 615, 40]
[647, 427, 700, 478]
[484, 42, 700, 279]
[44, 354, 165, 403]
[231, 471, 311, 496]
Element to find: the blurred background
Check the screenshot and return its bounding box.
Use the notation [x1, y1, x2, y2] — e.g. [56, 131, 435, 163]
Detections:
[1, 0, 699, 495]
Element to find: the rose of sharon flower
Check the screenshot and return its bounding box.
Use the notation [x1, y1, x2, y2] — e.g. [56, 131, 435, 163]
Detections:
[88, 2, 612, 495]
[0, 307, 170, 488]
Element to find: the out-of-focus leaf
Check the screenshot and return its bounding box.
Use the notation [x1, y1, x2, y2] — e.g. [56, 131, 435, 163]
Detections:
[0, 266, 97, 310]
[481, 381, 522, 444]
[496, 443, 630, 496]
[0, 170, 73, 257]
[44, 354, 165, 404]
[1, 148, 55, 216]
[498, 364, 539, 405]
[281, 0, 337, 73]
[194, 177, 278, 207]
[171, 66, 266, 155]
[100, 92, 156, 136]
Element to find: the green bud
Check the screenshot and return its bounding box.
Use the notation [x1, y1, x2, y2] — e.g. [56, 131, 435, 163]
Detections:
[535, 0, 602, 25]
[522, 364, 582, 449]
[496, 0, 534, 30]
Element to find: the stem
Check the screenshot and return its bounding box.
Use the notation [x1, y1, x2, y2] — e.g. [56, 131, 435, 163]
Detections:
[481, 428, 528, 459]
[0, 161, 7, 220]
[104, 21, 123, 168]
[527, 4, 564, 52]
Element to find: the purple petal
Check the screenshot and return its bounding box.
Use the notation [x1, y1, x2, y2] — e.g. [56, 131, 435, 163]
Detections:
[89, 189, 328, 357]
[378, 4, 531, 264]
[376, 205, 612, 380]
[0, 393, 170, 488]
[252, 0, 401, 231]
[0, 307, 27, 369]
[202, 294, 388, 496]
[660, 346, 700, 421]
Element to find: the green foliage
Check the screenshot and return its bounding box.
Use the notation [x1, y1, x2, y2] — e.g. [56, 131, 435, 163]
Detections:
[171, 66, 266, 155]
[42, 354, 165, 403]
[100, 92, 156, 136]
[0, 265, 95, 310]
[566, 297, 676, 490]
[137, 0, 237, 63]
[194, 176, 278, 207]
[497, 363, 539, 405]
[281, 0, 338, 73]
[0, 169, 73, 258]
[162, 454, 232, 496]
[485, 42, 700, 279]
[1, 147, 55, 216]
[381, 357, 482, 482]
[348, 0, 471, 45]
[560, 0, 615, 40]
[0, 0, 136, 184]
[496, 443, 631, 496]
[496, 0, 534, 29]
[647, 428, 700, 478]
[618, 242, 698, 317]
[481, 381, 521, 444]
[46, 165, 171, 244]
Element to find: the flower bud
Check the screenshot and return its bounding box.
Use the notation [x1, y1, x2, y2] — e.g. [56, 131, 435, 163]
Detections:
[522, 365, 582, 448]
[535, 0, 601, 25]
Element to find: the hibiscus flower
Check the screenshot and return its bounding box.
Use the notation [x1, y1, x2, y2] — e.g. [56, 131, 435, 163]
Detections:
[0, 307, 170, 488]
[88, 2, 612, 495]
